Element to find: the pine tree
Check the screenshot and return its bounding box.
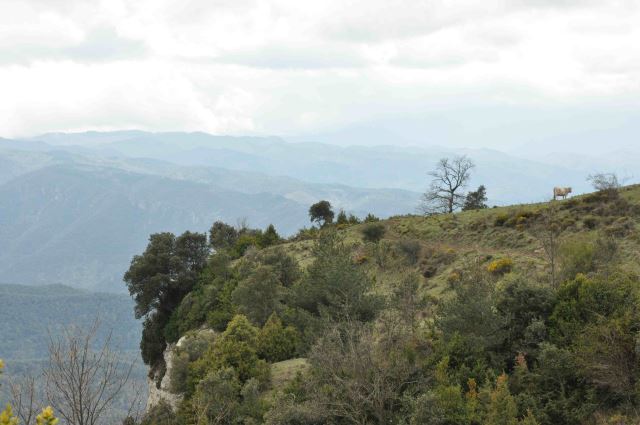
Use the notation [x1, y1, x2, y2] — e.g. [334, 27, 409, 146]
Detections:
[486, 373, 519, 425]
[462, 185, 488, 211]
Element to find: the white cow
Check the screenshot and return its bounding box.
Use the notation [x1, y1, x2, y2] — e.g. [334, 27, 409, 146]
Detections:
[553, 187, 572, 200]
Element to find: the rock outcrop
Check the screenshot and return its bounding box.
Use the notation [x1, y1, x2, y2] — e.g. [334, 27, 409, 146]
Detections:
[146, 328, 217, 412]
[146, 340, 183, 412]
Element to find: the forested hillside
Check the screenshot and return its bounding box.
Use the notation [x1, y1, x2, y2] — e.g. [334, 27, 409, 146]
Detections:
[0, 284, 140, 366]
[127, 184, 640, 424]
[0, 139, 418, 292]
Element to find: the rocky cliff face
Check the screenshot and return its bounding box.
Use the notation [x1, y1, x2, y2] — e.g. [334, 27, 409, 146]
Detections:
[146, 340, 184, 412]
[146, 328, 217, 412]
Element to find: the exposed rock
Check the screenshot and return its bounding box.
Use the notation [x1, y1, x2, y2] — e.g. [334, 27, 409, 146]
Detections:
[146, 341, 183, 412]
[146, 328, 217, 412]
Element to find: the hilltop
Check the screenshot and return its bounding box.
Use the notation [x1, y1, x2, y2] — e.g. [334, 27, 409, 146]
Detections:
[128, 183, 640, 425]
[277, 183, 640, 297]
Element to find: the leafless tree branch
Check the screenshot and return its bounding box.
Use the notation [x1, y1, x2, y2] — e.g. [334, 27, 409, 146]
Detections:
[43, 319, 137, 425]
[419, 156, 475, 215]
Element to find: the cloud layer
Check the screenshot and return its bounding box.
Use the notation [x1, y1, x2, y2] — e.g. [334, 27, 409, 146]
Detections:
[1, 0, 639, 150]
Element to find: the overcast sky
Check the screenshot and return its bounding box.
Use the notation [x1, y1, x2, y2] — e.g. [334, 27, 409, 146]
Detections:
[1, 0, 639, 152]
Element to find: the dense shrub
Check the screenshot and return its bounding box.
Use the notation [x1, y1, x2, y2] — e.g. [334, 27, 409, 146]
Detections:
[582, 216, 598, 229]
[256, 314, 300, 362]
[495, 213, 510, 227]
[293, 231, 383, 323]
[397, 239, 422, 265]
[191, 315, 270, 387]
[232, 266, 284, 326]
[361, 222, 386, 243]
[140, 400, 177, 425]
[559, 237, 596, 281]
[487, 258, 514, 275]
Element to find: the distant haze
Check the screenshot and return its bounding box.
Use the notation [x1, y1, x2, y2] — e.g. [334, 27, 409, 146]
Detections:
[0, 130, 636, 292]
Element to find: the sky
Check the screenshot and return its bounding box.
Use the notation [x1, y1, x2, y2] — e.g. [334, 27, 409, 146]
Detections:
[1, 0, 639, 152]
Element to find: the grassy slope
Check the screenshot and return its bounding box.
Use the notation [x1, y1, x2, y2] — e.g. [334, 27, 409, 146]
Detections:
[279, 184, 640, 299]
[265, 186, 640, 390]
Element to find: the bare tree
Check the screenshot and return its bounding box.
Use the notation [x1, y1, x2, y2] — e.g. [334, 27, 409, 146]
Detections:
[7, 374, 39, 425]
[587, 172, 623, 201]
[420, 156, 475, 215]
[588, 172, 620, 192]
[44, 320, 137, 425]
[308, 321, 421, 425]
[535, 204, 562, 289]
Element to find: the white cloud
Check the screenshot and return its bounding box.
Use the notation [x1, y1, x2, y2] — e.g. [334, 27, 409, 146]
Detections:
[0, 0, 639, 150]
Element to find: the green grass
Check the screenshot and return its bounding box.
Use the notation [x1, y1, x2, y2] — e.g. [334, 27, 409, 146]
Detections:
[275, 185, 640, 300]
[266, 358, 309, 398]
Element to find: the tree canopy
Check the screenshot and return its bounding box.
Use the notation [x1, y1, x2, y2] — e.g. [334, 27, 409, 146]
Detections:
[309, 200, 334, 226]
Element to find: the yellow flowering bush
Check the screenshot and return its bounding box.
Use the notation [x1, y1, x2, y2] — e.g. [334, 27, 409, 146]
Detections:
[36, 407, 58, 425]
[487, 258, 514, 275]
[0, 404, 19, 425]
[0, 359, 17, 425]
[0, 359, 59, 425]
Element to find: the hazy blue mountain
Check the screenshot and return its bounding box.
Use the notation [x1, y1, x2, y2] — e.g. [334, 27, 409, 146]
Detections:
[0, 164, 312, 291]
[1, 130, 626, 292]
[0, 283, 140, 363]
[29, 131, 599, 203]
[0, 283, 147, 420]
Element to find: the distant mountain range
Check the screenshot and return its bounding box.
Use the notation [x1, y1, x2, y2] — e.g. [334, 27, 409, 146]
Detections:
[0, 131, 633, 292]
[0, 283, 140, 363]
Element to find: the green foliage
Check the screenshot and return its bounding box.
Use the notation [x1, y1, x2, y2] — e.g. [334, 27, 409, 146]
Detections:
[363, 212, 380, 222]
[493, 209, 539, 229]
[390, 272, 429, 332]
[170, 331, 216, 394]
[232, 266, 284, 326]
[261, 224, 282, 247]
[559, 237, 597, 281]
[348, 213, 361, 224]
[463, 185, 488, 211]
[191, 368, 265, 425]
[129, 184, 640, 424]
[140, 312, 168, 367]
[437, 267, 506, 363]
[361, 222, 386, 243]
[256, 248, 301, 287]
[409, 358, 472, 425]
[257, 313, 300, 362]
[140, 400, 177, 425]
[495, 213, 510, 226]
[549, 273, 639, 345]
[124, 231, 209, 366]
[195, 315, 270, 385]
[559, 235, 619, 281]
[495, 276, 554, 359]
[486, 374, 519, 425]
[233, 232, 260, 257]
[293, 231, 382, 323]
[308, 200, 334, 226]
[396, 238, 422, 265]
[209, 221, 238, 251]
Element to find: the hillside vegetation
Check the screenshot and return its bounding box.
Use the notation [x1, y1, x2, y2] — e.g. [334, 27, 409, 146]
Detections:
[128, 184, 640, 425]
[0, 284, 141, 367]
